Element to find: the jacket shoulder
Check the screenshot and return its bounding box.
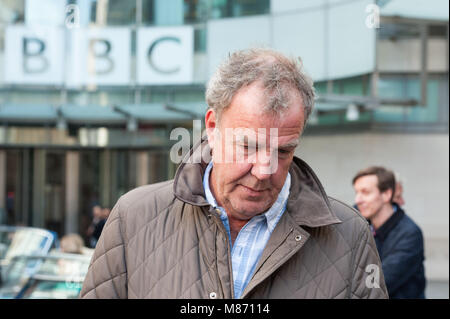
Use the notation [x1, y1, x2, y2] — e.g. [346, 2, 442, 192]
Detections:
[114, 180, 178, 238]
[397, 213, 423, 236]
[387, 212, 424, 247]
[328, 196, 369, 227]
[326, 197, 388, 298]
[118, 180, 175, 209]
[327, 196, 372, 244]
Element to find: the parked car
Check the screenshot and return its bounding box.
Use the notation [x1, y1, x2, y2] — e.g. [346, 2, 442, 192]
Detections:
[0, 225, 93, 298]
[0, 252, 92, 299]
[0, 225, 57, 287]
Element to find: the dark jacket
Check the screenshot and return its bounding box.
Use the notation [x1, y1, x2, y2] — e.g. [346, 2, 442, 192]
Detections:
[373, 204, 426, 299]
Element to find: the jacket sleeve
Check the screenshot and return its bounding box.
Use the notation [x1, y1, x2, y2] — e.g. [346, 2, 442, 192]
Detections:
[80, 200, 128, 299]
[381, 226, 424, 295]
[350, 222, 389, 299]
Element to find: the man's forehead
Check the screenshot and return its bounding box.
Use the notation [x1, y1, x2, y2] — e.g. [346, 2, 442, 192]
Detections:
[221, 108, 304, 134]
[223, 81, 304, 115]
[233, 130, 299, 146]
[355, 175, 379, 187]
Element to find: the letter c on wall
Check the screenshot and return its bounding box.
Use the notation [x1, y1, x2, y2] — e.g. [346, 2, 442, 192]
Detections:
[148, 37, 181, 74]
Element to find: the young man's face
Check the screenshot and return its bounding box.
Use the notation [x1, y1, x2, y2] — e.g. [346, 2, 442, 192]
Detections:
[205, 81, 305, 222]
[353, 175, 391, 220]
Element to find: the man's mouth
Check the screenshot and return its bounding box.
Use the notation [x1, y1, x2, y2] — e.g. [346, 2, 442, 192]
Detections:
[240, 184, 267, 196]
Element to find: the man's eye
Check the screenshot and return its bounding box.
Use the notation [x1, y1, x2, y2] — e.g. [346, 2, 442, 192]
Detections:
[278, 149, 290, 154]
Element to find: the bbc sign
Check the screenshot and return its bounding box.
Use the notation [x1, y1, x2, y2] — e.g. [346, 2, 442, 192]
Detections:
[4, 25, 194, 86]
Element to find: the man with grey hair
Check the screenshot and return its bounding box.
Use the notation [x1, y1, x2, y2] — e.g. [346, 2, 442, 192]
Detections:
[80, 48, 387, 299]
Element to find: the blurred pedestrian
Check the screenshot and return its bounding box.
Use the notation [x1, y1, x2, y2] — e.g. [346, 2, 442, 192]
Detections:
[353, 166, 426, 299]
[91, 207, 111, 248]
[60, 234, 84, 254]
[101, 207, 111, 220]
[86, 205, 105, 248]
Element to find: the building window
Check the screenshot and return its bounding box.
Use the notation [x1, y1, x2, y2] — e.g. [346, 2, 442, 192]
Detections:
[378, 21, 448, 73]
[89, 0, 137, 25]
[210, 0, 270, 19]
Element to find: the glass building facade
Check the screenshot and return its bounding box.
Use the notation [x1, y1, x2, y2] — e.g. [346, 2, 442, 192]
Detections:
[0, 0, 448, 243]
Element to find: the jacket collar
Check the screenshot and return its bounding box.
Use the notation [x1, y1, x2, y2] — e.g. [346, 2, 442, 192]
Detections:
[374, 203, 405, 241]
[173, 136, 342, 228]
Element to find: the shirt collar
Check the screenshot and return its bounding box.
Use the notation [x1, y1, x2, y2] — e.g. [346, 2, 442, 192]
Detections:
[203, 161, 218, 208]
[202, 161, 290, 232]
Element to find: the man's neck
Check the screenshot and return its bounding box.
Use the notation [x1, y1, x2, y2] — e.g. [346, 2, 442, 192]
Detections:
[371, 204, 395, 230]
[209, 167, 250, 241]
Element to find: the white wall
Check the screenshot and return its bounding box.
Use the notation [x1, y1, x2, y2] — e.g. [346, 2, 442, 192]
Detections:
[207, 16, 271, 77]
[295, 132, 449, 280]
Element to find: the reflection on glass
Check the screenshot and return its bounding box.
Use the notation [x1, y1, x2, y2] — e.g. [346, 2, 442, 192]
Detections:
[210, 0, 269, 19]
[44, 152, 65, 238]
[0, 253, 91, 299]
[0, 0, 25, 24]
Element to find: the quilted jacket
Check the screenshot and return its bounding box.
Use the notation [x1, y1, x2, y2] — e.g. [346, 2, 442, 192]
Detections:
[80, 138, 388, 299]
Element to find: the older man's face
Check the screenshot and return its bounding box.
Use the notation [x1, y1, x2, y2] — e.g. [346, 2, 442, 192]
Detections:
[205, 81, 305, 222]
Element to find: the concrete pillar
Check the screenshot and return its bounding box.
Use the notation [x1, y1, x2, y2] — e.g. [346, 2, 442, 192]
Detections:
[21, 149, 31, 225]
[32, 149, 46, 228]
[65, 151, 79, 235]
[148, 153, 156, 184]
[99, 149, 111, 207]
[0, 150, 6, 211]
[0, 150, 6, 224]
[136, 151, 149, 186]
[128, 151, 137, 190]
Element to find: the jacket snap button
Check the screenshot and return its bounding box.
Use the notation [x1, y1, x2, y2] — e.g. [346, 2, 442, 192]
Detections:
[209, 292, 217, 299]
[295, 235, 302, 242]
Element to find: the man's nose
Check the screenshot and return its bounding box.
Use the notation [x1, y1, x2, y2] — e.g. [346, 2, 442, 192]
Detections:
[355, 193, 363, 205]
[251, 164, 272, 181]
[250, 150, 276, 180]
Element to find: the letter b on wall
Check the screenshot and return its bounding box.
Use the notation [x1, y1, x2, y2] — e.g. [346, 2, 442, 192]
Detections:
[84, 28, 131, 86]
[5, 26, 64, 85]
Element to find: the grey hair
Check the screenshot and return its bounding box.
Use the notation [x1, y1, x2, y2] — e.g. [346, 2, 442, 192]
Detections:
[205, 48, 315, 125]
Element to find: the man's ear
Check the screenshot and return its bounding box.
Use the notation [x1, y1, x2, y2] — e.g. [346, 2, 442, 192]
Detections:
[205, 108, 217, 149]
[381, 188, 393, 204]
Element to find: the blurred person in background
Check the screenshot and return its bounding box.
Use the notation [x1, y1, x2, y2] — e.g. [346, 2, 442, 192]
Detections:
[60, 234, 84, 255]
[86, 205, 109, 248]
[353, 166, 426, 299]
[92, 208, 110, 246]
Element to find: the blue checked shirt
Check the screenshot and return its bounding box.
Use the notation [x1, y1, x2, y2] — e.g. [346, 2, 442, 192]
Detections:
[203, 161, 290, 299]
